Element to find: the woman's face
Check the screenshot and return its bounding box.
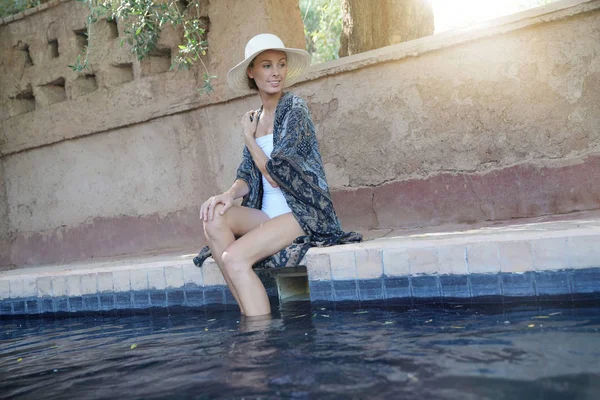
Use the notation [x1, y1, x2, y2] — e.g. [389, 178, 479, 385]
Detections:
[247, 50, 288, 94]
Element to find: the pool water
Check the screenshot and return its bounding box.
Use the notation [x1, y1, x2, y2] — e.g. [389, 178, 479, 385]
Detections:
[1, 300, 599, 399]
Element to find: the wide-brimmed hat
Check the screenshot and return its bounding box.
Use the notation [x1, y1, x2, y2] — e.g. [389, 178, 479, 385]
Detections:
[227, 33, 312, 93]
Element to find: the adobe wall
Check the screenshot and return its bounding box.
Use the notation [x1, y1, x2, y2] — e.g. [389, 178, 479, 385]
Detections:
[309, 8, 600, 229]
[1, 0, 599, 267]
[209, 0, 600, 230]
[0, 0, 307, 266]
[0, 160, 10, 267]
[0, 0, 306, 154]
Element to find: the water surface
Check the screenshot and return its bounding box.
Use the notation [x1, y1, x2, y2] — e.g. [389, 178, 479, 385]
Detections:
[1, 300, 599, 399]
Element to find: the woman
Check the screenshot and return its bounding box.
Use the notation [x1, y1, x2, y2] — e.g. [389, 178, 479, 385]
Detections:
[194, 33, 361, 317]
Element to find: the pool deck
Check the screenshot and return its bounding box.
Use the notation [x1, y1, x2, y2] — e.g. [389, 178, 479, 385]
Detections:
[1, 211, 600, 315]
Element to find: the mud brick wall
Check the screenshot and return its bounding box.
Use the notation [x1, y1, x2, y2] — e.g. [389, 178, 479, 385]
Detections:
[0, 0, 599, 267]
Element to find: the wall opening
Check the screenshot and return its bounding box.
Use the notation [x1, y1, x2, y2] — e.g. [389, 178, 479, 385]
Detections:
[177, 0, 190, 10]
[73, 28, 88, 51]
[107, 62, 134, 86]
[71, 74, 98, 99]
[38, 77, 67, 105]
[9, 84, 36, 116]
[14, 41, 34, 67]
[107, 18, 119, 38]
[140, 47, 172, 76]
[48, 39, 59, 58]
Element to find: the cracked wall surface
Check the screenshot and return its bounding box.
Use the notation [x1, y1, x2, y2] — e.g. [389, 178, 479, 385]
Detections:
[296, 13, 600, 189]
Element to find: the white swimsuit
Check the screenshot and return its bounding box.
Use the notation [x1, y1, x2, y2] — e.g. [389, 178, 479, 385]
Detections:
[255, 134, 292, 219]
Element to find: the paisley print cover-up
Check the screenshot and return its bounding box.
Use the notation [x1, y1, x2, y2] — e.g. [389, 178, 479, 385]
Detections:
[193, 92, 362, 269]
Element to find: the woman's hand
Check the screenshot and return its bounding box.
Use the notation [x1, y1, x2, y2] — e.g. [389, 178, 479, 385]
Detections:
[264, 173, 279, 188]
[200, 191, 235, 221]
[241, 110, 259, 142]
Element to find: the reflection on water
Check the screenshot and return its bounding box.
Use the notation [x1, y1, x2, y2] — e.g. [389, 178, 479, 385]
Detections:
[1, 301, 599, 399]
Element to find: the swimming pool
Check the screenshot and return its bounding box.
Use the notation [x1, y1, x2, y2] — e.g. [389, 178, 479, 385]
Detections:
[1, 299, 598, 399]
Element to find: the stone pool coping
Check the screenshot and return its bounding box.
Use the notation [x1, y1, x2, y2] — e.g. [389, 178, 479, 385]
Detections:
[1, 212, 599, 315]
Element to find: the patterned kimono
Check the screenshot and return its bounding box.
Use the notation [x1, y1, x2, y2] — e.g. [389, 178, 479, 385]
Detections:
[193, 92, 362, 268]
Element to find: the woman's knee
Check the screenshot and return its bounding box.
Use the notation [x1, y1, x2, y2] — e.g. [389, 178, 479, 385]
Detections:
[221, 246, 251, 276]
[203, 204, 229, 239]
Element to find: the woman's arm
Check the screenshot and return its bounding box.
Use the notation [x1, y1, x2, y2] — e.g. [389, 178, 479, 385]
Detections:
[241, 110, 278, 188]
[226, 179, 250, 200]
[244, 138, 278, 188]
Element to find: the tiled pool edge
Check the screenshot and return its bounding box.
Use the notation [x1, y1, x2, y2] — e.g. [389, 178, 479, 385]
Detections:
[307, 269, 600, 303]
[2, 218, 599, 315]
[0, 264, 279, 316]
[1, 268, 599, 316]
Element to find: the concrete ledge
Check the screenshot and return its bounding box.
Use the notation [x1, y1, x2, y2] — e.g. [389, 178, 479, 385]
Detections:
[1, 214, 599, 315]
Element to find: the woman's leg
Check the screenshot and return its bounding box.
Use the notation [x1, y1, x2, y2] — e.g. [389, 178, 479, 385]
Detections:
[203, 205, 270, 315]
[221, 213, 305, 317]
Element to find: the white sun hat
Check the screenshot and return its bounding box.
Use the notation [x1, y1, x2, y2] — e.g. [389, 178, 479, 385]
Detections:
[227, 33, 312, 93]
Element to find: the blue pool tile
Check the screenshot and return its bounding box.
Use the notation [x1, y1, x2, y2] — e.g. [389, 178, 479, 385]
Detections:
[26, 299, 39, 315]
[202, 287, 223, 305]
[40, 298, 54, 314]
[133, 292, 150, 308]
[83, 295, 100, 311]
[333, 280, 358, 301]
[571, 269, 600, 294]
[308, 280, 333, 302]
[69, 297, 84, 312]
[1, 302, 13, 315]
[12, 300, 25, 314]
[535, 270, 570, 297]
[166, 290, 186, 307]
[501, 272, 536, 297]
[53, 297, 69, 313]
[99, 294, 115, 310]
[12, 300, 25, 315]
[357, 279, 384, 301]
[470, 274, 502, 298]
[411, 276, 441, 299]
[440, 275, 470, 298]
[115, 293, 132, 309]
[384, 276, 410, 300]
[223, 288, 238, 305]
[149, 291, 167, 308]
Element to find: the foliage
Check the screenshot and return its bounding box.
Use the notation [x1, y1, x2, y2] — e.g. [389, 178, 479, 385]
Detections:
[70, 0, 213, 93]
[299, 0, 342, 64]
[0, 0, 41, 19]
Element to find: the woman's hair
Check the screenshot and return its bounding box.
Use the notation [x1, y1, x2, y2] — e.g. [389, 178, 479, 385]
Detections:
[247, 59, 258, 90]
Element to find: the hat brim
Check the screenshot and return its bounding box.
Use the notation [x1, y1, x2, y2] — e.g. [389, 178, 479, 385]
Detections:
[227, 47, 312, 94]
